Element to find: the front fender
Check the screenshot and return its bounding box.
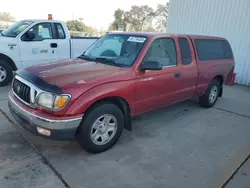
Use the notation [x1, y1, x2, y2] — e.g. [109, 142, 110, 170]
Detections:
[65, 80, 136, 116]
[0, 37, 21, 69]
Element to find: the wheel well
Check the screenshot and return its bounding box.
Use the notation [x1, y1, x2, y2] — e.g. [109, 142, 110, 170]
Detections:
[214, 75, 224, 86]
[0, 54, 17, 71]
[213, 75, 224, 97]
[84, 97, 132, 131]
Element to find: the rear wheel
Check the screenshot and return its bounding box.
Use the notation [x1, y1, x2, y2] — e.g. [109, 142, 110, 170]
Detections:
[199, 79, 220, 108]
[0, 60, 13, 87]
[76, 102, 124, 153]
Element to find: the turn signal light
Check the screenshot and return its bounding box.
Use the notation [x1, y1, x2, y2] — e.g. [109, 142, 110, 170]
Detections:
[37, 127, 51, 136]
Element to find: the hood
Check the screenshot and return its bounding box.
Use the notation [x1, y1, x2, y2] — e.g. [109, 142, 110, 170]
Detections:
[26, 58, 134, 88]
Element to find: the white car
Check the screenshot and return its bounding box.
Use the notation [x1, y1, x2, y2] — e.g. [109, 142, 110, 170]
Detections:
[0, 19, 98, 86]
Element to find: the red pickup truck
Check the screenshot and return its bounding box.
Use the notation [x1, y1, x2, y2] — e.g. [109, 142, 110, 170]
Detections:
[8, 32, 235, 153]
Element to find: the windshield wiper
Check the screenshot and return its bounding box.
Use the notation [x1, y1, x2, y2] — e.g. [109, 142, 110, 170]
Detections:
[95, 57, 127, 67]
[0, 31, 4, 36]
[78, 54, 93, 61]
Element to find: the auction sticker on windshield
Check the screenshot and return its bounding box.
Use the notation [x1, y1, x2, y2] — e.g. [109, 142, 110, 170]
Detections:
[127, 36, 146, 43]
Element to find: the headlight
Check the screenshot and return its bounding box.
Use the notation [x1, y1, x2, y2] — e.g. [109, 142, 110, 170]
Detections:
[36, 92, 71, 110]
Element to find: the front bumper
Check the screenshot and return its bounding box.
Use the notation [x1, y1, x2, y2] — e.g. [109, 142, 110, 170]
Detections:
[8, 92, 83, 140]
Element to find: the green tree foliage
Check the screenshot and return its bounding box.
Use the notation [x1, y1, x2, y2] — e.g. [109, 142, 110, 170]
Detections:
[109, 9, 127, 31]
[0, 12, 15, 21]
[109, 3, 169, 32]
[125, 5, 155, 31]
[66, 20, 95, 33]
[155, 3, 169, 32]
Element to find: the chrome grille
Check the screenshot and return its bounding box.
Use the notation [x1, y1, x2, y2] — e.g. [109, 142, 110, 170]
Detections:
[13, 78, 31, 104]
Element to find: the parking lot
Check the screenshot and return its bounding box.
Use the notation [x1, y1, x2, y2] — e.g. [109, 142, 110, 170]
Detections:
[1, 84, 250, 188]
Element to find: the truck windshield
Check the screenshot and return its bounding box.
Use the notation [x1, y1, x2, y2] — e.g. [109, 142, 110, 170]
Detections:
[82, 34, 147, 67]
[1, 21, 33, 38]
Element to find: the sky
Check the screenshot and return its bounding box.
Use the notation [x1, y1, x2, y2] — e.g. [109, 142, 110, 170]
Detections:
[1, 0, 168, 30]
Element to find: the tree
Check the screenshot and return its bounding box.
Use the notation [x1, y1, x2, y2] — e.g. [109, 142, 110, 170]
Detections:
[125, 5, 155, 31]
[109, 9, 127, 31]
[66, 20, 85, 31]
[144, 26, 156, 32]
[66, 20, 95, 33]
[155, 3, 169, 32]
[0, 12, 15, 21]
[108, 23, 115, 31]
[109, 3, 168, 32]
[110, 5, 155, 32]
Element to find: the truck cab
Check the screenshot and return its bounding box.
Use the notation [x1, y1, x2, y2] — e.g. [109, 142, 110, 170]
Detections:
[0, 19, 97, 86]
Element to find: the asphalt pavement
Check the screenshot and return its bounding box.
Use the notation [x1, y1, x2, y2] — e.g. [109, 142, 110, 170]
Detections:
[0, 84, 250, 188]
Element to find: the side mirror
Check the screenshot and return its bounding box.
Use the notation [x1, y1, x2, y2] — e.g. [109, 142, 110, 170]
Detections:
[140, 60, 162, 71]
[25, 31, 35, 41]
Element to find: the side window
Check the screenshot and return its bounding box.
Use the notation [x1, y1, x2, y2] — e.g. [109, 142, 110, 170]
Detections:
[55, 23, 66, 39]
[222, 40, 233, 59]
[144, 38, 177, 66]
[178, 38, 192, 65]
[195, 39, 229, 61]
[23, 23, 53, 41]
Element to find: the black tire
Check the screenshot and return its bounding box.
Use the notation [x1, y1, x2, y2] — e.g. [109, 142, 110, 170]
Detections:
[0, 60, 13, 87]
[76, 102, 124, 154]
[199, 79, 221, 108]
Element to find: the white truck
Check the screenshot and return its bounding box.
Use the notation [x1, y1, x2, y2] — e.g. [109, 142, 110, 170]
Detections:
[0, 19, 98, 86]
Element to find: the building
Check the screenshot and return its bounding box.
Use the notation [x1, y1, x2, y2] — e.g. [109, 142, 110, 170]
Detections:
[167, 0, 250, 86]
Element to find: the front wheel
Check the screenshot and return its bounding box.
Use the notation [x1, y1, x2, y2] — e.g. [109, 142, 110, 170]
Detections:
[199, 79, 220, 108]
[0, 60, 13, 87]
[76, 102, 124, 153]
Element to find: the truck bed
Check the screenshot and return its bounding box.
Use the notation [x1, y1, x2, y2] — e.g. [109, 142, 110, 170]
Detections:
[70, 37, 99, 58]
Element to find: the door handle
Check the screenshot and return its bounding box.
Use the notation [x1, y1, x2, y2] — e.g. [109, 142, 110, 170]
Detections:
[174, 72, 180, 78]
[50, 43, 57, 48]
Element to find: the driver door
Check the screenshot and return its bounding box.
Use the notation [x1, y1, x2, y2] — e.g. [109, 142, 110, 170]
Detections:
[19, 22, 58, 68]
[134, 37, 181, 115]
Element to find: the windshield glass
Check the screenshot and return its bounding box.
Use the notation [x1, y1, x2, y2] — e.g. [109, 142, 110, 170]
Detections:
[83, 34, 147, 67]
[2, 21, 33, 37]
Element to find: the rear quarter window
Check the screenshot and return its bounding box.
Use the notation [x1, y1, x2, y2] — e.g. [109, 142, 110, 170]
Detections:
[195, 39, 233, 61]
[55, 23, 66, 39]
[221, 40, 233, 59]
[178, 38, 192, 65]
